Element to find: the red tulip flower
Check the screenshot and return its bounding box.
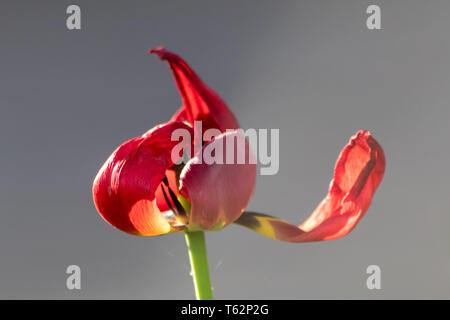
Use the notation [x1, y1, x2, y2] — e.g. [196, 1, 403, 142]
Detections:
[93, 48, 256, 236]
[92, 47, 385, 299]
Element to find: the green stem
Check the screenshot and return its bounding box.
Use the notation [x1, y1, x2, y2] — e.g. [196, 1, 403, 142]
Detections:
[184, 231, 213, 300]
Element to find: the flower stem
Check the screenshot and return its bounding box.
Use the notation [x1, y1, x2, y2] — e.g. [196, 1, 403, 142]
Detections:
[184, 231, 213, 300]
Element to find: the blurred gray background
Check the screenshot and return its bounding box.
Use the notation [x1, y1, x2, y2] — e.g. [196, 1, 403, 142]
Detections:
[1, 0, 450, 299]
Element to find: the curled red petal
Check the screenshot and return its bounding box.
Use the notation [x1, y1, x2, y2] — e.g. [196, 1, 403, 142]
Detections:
[150, 47, 240, 132]
[235, 130, 386, 242]
[179, 130, 257, 231]
[92, 121, 193, 236]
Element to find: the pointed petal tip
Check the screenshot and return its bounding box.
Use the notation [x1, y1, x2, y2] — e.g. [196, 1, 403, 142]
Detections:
[149, 47, 173, 60]
[148, 46, 240, 131]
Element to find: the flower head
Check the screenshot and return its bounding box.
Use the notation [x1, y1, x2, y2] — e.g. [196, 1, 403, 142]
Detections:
[93, 48, 256, 235]
[93, 48, 385, 242]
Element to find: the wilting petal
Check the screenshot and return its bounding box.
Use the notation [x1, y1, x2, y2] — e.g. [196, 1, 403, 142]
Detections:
[150, 47, 240, 132]
[179, 130, 257, 231]
[235, 130, 385, 242]
[92, 122, 192, 236]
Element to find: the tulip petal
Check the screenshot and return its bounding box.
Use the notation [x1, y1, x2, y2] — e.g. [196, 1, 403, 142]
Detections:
[235, 130, 385, 242]
[92, 122, 192, 236]
[179, 130, 257, 231]
[150, 47, 240, 132]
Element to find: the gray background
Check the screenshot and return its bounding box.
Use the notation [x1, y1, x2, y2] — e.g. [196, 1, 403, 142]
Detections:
[1, 0, 449, 299]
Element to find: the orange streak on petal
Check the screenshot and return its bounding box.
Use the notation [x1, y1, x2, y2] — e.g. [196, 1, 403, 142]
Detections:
[128, 200, 172, 236]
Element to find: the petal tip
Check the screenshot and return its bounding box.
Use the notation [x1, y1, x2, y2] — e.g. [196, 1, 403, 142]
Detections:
[149, 46, 172, 60]
[352, 129, 371, 142]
